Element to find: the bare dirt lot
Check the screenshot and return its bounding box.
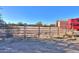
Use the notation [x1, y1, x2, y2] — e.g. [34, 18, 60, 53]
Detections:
[0, 38, 79, 53]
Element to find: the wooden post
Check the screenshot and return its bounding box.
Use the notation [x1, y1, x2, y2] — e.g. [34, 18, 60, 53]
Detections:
[57, 20, 60, 37]
[24, 25, 26, 39]
[57, 25, 60, 37]
[17, 26, 20, 38]
[71, 23, 76, 39]
[38, 26, 40, 38]
[49, 26, 51, 39]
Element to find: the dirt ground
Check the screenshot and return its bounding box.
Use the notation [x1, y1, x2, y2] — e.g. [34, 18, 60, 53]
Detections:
[0, 38, 79, 53]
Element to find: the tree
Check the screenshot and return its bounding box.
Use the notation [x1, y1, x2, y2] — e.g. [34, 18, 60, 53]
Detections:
[0, 14, 6, 28]
[24, 23, 27, 26]
[36, 21, 43, 26]
[17, 22, 24, 26]
[49, 24, 55, 27]
[8, 23, 16, 26]
[43, 24, 48, 27]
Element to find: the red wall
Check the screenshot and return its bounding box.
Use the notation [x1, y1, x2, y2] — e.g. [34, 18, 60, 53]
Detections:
[66, 18, 79, 31]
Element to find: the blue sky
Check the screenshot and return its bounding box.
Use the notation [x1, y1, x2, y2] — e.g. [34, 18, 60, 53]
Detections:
[0, 6, 79, 24]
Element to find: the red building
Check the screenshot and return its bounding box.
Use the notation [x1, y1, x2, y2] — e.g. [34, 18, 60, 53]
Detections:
[66, 18, 79, 31]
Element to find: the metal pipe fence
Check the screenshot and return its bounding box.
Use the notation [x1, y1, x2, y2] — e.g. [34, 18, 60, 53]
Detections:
[0, 25, 66, 39]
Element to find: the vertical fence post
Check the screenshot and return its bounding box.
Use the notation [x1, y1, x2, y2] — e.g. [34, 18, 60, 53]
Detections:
[38, 26, 40, 38]
[57, 21, 60, 37]
[3, 22, 6, 40]
[57, 26, 59, 37]
[17, 26, 20, 38]
[49, 26, 51, 39]
[24, 25, 26, 39]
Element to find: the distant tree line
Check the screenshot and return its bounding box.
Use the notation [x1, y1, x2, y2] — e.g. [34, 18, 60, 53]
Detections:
[7, 21, 56, 27]
[0, 19, 56, 27]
